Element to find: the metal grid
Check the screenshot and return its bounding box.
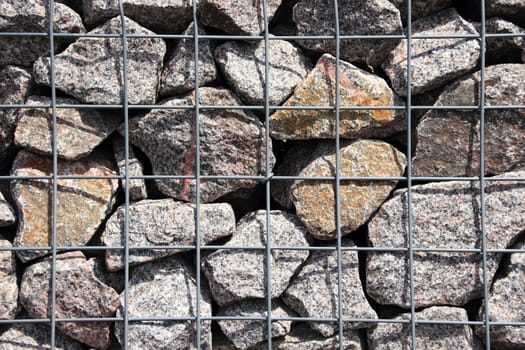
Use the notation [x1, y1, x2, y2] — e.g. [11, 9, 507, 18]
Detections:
[0, 0, 524, 349]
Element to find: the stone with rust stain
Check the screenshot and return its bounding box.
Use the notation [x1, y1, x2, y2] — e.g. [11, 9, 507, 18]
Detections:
[11, 150, 119, 262]
[0, 237, 19, 320]
[269, 54, 406, 141]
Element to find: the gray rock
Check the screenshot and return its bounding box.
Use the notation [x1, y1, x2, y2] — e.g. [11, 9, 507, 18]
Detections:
[484, 18, 525, 64]
[391, 0, 452, 22]
[202, 210, 311, 306]
[382, 8, 480, 96]
[0, 0, 85, 67]
[282, 239, 377, 337]
[102, 199, 235, 270]
[33, 16, 166, 105]
[214, 39, 311, 106]
[112, 134, 148, 201]
[293, 0, 402, 66]
[19, 251, 120, 349]
[0, 237, 18, 320]
[88, 257, 125, 294]
[114, 256, 212, 349]
[218, 299, 294, 349]
[0, 192, 15, 227]
[413, 64, 525, 177]
[366, 171, 525, 308]
[160, 22, 217, 96]
[14, 96, 122, 160]
[486, 0, 525, 26]
[368, 306, 477, 349]
[126, 87, 275, 203]
[0, 322, 83, 350]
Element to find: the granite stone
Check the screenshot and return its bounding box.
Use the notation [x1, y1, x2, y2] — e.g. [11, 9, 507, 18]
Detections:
[214, 39, 311, 106]
[19, 251, 120, 349]
[272, 140, 406, 240]
[202, 210, 311, 306]
[293, 0, 402, 66]
[126, 87, 275, 203]
[88, 257, 125, 294]
[102, 199, 235, 270]
[112, 134, 148, 201]
[33, 16, 166, 105]
[391, 0, 452, 22]
[160, 22, 217, 96]
[484, 18, 524, 64]
[367, 171, 525, 308]
[14, 96, 122, 160]
[0, 237, 18, 320]
[0, 192, 15, 227]
[413, 64, 525, 177]
[382, 8, 480, 96]
[11, 150, 119, 262]
[486, 0, 525, 26]
[0, 322, 83, 350]
[114, 256, 212, 349]
[269, 54, 406, 141]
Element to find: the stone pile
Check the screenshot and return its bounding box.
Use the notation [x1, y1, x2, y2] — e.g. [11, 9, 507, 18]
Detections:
[0, 0, 525, 349]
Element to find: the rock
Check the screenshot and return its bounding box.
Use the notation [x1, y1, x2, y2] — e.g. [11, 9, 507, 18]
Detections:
[0, 0, 85, 67]
[126, 87, 275, 203]
[102, 199, 235, 270]
[0, 237, 18, 320]
[83, 0, 192, 33]
[88, 257, 125, 293]
[198, 0, 282, 36]
[269, 54, 406, 141]
[214, 39, 311, 106]
[272, 139, 406, 240]
[382, 8, 480, 96]
[293, 0, 402, 66]
[366, 171, 525, 308]
[160, 22, 217, 96]
[114, 256, 212, 349]
[19, 251, 120, 349]
[475, 240, 525, 348]
[282, 238, 377, 337]
[391, 0, 452, 22]
[412, 64, 525, 177]
[0, 192, 15, 227]
[0, 322, 83, 350]
[202, 210, 311, 306]
[11, 150, 119, 262]
[14, 96, 122, 160]
[368, 306, 477, 349]
[217, 299, 294, 349]
[112, 134, 148, 201]
[486, 0, 525, 26]
[484, 18, 524, 64]
[33, 16, 166, 105]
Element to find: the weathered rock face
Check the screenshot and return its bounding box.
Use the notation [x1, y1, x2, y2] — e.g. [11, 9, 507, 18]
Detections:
[114, 256, 213, 350]
[272, 139, 406, 240]
[293, 0, 403, 66]
[367, 171, 525, 308]
[126, 87, 275, 203]
[112, 134, 148, 201]
[202, 210, 311, 306]
[0, 192, 16, 227]
[0, 237, 18, 320]
[0, 322, 83, 350]
[102, 199, 235, 270]
[19, 251, 120, 349]
[33, 16, 166, 105]
[382, 8, 480, 96]
[11, 150, 119, 262]
[413, 64, 525, 177]
[270, 54, 406, 140]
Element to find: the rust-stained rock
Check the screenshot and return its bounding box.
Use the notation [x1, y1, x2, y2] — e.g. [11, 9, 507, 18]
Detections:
[270, 54, 406, 141]
[11, 150, 119, 262]
[0, 237, 19, 320]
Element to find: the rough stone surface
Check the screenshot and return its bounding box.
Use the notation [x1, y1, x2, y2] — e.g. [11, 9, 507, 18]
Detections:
[114, 256, 212, 349]
[112, 134, 148, 201]
[382, 8, 480, 96]
[102, 199, 235, 270]
[283, 238, 377, 337]
[476, 240, 525, 349]
[293, 0, 402, 66]
[484, 18, 524, 64]
[11, 150, 119, 262]
[413, 64, 525, 177]
[14, 96, 122, 160]
[218, 299, 294, 349]
[367, 171, 525, 308]
[392, 0, 452, 22]
[0, 322, 83, 350]
[126, 87, 275, 203]
[0, 192, 15, 227]
[19, 251, 120, 349]
[33, 16, 166, 105]
[0, 237, 18, 320]
[272, 140, 406, 240]
[368, 307, 476, 349]
[486, 0, 525, 26]
[214, 39, 311, 106]
[270, 54, 406, 140]
[202, 210, 311, 306]
[0, 0, 85, 67]
[160, 22, 217, 96]
[199, 0, 282, 36]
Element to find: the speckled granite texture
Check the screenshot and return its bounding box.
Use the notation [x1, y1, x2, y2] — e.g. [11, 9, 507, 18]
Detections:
[0, 237, 18, 320]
